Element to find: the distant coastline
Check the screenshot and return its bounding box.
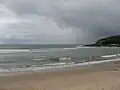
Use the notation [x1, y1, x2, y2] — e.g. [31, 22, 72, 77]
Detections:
[85, 35, 120, 47]
[0, 44, 80, 49]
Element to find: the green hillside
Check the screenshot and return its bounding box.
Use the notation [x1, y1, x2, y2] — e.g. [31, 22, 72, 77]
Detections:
[85, 35, 120, 47]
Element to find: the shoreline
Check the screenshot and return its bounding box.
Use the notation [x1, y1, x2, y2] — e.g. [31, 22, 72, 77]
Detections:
[0, 57, 120, 76]
[1, 58, 120, 77]
[1, 59, 120, 90]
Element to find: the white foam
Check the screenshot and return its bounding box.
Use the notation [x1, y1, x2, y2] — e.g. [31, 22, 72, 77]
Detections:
[0, 68, 10, 72]
[0, 58, 120, 74]
[44, 63, 66, 66]
[72, 58, 120, 67]
[59, 57, 71, 60]
[25, 58, 120, 71]
[0, 60, 17, 62]
[101, 54, 117, 58]
[42, 58, 120, 68]
[0, 49, 30, 53]
[34, 59, 45, 61]
[63, 48, 77, 50]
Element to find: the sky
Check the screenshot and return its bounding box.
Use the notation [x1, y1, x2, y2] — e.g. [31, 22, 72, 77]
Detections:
[0, 0, 119, 44]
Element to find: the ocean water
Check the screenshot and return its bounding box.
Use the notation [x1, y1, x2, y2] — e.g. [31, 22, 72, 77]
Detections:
[0, 44, 120, 75]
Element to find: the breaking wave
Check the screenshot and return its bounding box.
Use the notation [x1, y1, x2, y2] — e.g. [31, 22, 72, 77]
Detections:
[0, 57, 120, 76]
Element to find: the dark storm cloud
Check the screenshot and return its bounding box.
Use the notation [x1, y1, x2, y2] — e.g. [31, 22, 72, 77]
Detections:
[54, 0, 120, 43]
[0, 0, 120, 44]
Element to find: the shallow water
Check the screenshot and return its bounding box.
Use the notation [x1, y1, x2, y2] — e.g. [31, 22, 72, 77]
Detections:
[0, 44, 120, 74]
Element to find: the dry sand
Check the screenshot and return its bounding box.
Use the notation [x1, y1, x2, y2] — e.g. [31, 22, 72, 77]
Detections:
[1, 60, 120, 90]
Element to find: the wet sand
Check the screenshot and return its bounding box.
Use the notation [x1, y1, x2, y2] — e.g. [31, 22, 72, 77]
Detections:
[0, 60, 120, 90]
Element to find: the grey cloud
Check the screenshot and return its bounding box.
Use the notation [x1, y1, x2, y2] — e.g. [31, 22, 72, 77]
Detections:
[0, 0, 120, 44]
[0, 4, 75, 44]
[55, 0, 120, 43]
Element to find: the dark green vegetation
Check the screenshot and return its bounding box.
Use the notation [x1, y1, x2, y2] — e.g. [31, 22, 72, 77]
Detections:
[85, 35, 120, 47]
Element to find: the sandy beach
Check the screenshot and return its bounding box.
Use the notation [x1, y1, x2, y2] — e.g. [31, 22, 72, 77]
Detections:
[1, 60, 120, 90]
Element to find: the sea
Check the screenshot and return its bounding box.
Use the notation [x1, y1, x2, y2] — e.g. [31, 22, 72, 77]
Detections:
[0, 44, 120, 75]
